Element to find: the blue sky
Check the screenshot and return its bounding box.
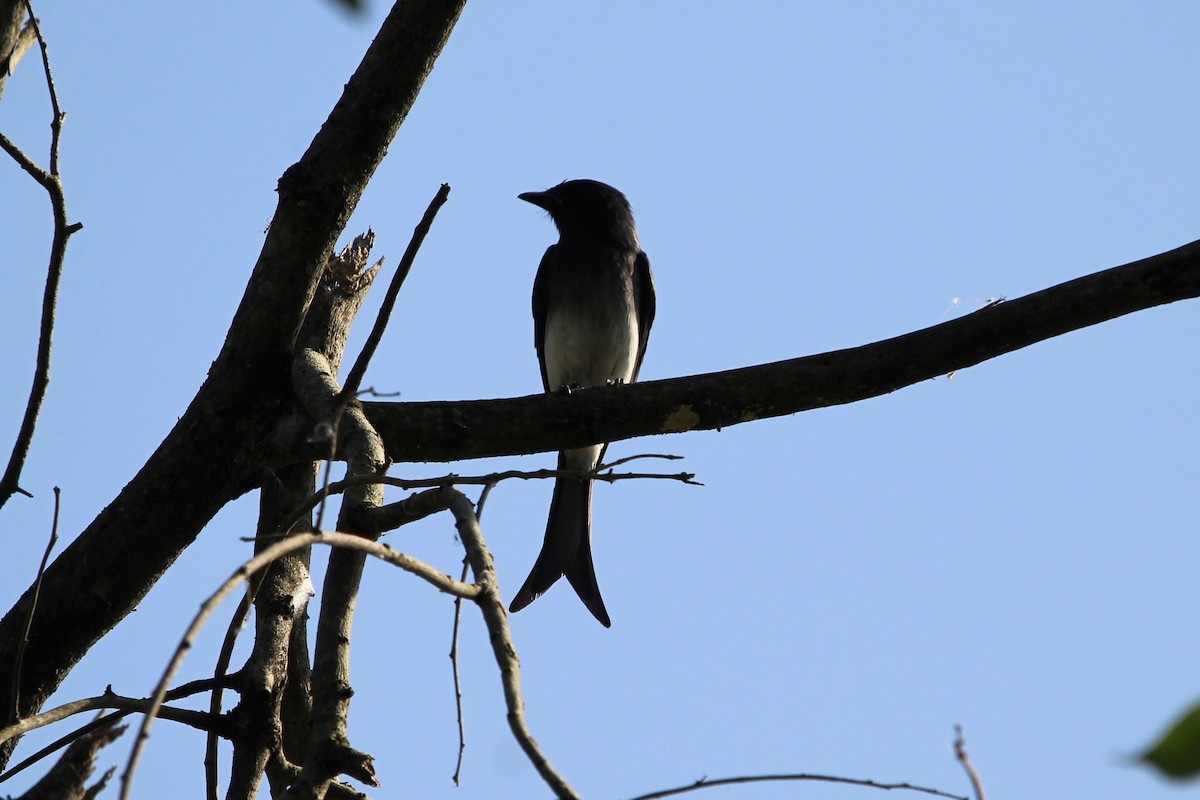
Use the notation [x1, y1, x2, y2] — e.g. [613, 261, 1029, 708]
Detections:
[2, 2, 1198, 798]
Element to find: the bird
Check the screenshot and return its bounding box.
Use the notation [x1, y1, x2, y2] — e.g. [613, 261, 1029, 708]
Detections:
[508, 179, 656, 627]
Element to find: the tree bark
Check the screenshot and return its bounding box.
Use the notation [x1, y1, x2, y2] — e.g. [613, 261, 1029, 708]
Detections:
[0, 0, 467, 768]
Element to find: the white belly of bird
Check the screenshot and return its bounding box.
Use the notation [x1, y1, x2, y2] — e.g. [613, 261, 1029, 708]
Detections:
[543, 306, 638, 391]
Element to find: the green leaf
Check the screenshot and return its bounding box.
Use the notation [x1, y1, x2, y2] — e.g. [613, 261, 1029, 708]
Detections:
[1141, 700, 1200, 780]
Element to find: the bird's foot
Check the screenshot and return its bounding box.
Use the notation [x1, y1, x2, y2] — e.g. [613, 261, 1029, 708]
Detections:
[556, 382, 583, 394]
[606, 377, 627, 386]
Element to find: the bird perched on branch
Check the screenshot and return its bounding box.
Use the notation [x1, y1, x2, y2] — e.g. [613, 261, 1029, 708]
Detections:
[508, 179, 656, 627]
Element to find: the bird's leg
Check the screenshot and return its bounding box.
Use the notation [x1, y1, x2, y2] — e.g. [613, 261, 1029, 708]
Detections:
[605, 377, 627, 386]
[556, 382, 584, 394]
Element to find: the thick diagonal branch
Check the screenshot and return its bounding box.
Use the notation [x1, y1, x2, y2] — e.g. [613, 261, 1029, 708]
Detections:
[0, 0, 466, 769]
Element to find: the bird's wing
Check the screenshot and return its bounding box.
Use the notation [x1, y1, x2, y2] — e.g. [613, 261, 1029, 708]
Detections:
[531, 245, 559, 392]
[631, 249, 656, 380]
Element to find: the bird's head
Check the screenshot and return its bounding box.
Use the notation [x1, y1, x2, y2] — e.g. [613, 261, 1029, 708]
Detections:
[519, 179, 638, 246]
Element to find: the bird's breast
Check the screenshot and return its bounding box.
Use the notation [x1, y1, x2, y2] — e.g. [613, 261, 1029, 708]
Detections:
[543, 285, 639, 391]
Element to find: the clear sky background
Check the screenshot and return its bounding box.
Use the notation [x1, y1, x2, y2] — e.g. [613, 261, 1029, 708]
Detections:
[2, 3, 1198, 799]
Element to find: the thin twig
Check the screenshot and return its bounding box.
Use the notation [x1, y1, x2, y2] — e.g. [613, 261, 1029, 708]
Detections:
[598, 453, 684, 469]
[339, 183, 450, 400]
[10, 485, 59, 721]
[595, 470, 700, 485]
[253, 461, 697, 543]
[473, 481, 497, 520]
[118, 531, 477, 800]
[377, 464, 697, 488]
[0, 685, 228, 747]
[953, 725, 986, 800]
[448, 481, 497, 785]
[443, 487, 581, 800]
[448, 552, 469, 786]
[624, 773, 969, 800]
[0, 3, 81, 507]
[21, 1, 61, 171]
[0, 128, 49, 184]
[204, 590, 253, 800]
[0, 674, 235, 785]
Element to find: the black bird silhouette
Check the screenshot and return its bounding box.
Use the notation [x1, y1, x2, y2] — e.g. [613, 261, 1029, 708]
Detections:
[508, 179, 656, 627]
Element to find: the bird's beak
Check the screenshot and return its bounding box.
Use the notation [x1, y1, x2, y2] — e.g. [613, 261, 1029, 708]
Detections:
[518, 190, 555, 211]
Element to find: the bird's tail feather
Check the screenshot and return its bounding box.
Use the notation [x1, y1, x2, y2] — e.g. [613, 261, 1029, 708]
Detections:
[509, 457, 610, 626]
[563, 502, 611, 627]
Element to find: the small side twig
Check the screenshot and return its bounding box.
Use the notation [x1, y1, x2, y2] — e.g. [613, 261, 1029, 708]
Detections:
[953, 725, 986, 800]
[594, 470, 700, 486]
[597, 453, 683, 469]
[624, 772, 969, 800]
[10, 485, 59, 722]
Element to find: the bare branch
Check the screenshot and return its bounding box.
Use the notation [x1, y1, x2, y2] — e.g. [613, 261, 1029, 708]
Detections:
[339, 182, 451, 400]
[598, 453, 684, 469]
[0, 688, 225, 746]
[953, 725, 986, 800]
[449, 548, 470, 786]
[0, 1, 81, 508]
[358, 236, 1200, 464]
[595, 470, 700, 486]
[19, 4, 60, 166]
[254, 465, 693, 546]
[624, 772, 969, 800]
[0, 675, 234, 785]
[449, 482, 497, 786]
[443, 488, 582, 800]
[221, 465, 320, 800]
[290, 341, 389, 798]
[117, 530, 477, 800]
[0, 132, 77, 506]
[17, 720, 124, 800]
[367, 485, 454, 532]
